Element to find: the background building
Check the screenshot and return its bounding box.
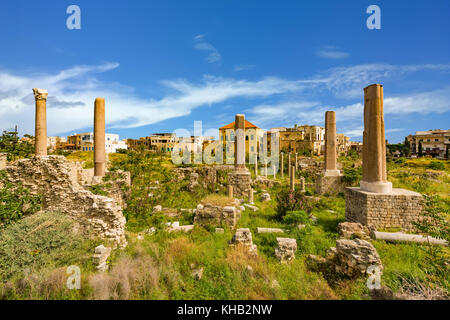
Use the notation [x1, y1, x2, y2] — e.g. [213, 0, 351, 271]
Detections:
[219, 120, 264, 157]
[406, 129, 450, 158]
[64, 132, 127, 153]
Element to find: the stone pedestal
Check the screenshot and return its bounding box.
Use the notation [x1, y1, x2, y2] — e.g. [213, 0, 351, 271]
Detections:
[345, 187, 423, 232]
[228, 170, 252, 198]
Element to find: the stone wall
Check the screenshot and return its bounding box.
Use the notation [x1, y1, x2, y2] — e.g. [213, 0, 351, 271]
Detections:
[173, 165, 234, 191]
[345, 187, 423, 232]
[194, 202, 241, 228]
[228, 170, 252, 197]
[315, 174, 348, 195]
[5, 156, 127, 247]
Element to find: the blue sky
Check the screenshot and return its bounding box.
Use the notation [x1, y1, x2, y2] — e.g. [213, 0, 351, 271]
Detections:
[0, 0, 449, 143]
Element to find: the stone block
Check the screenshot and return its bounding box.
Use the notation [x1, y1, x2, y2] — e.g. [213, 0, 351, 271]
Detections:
[275, 238, 297, 263]
[345, 187, 423, 232]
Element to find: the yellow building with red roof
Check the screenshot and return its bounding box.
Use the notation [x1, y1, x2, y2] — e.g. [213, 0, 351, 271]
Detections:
[219, 119, 264, 162]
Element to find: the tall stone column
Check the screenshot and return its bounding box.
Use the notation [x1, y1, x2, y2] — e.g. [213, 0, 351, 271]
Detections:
[254, 155, 258, 177]
[288, 153, 291, 178]
[264, 160, 268, 177]
[290, 165, 296, 191]
[33, 88, 48, 156]
[295, 153, 298, 171]
[280, 152, 284, 177]
[360, 84, 392, 193]
[234, 114, 246, 171]
[94, 98, 106, 177]
[324, 111, 340, 176]
[228, 114, 251, 197]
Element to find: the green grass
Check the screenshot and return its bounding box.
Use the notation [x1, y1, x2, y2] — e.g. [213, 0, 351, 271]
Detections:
[2, 151, 448, 299]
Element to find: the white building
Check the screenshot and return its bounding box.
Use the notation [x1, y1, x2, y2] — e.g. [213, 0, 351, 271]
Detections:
[75, 132, 128, 153]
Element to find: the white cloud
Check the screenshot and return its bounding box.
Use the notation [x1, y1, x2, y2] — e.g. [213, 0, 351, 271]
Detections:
[193, 34, 222, 64]
[316, 46, 350, 59]
[0, 64, 310, 135]
[1, 61, 449, 137]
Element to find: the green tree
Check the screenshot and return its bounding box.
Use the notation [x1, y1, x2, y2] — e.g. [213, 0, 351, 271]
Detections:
[418, 141, 423, 157]
[412, 195, 450, 287]
[0, 130, 34, 160]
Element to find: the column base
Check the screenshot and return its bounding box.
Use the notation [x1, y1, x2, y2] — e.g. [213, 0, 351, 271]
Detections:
[360, 180, 392, 194]
[345, 187, 423, 232]
[324, 169, 341, 177]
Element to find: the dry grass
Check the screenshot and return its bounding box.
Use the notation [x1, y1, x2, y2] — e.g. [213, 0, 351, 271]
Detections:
[201, 194, 235, 207]
[89, 254, 160, 300]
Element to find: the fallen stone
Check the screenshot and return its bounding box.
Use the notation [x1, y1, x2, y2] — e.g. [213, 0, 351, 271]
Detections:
[308, 238, 383, 278]
[93, 245, 111, 272]
[215, 228, 224, 234]
[191, 267, 204, 280]
[275, 238, 297, 263]
[153, 205, 162, 213]
[256, 227, 286, 234]
[371, 231, 448, 246]
[261, 193, 271, 202]
[337, 222, 370, 240]
[230, 228, 258, 256]
[244, 204, 259, 212]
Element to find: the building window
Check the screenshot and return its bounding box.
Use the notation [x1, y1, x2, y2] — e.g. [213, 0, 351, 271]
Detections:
[251, 146, 254, 152]
[251, 135, 254, 140]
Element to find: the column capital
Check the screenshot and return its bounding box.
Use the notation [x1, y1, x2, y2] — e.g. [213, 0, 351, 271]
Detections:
[32, 88, 48, 100]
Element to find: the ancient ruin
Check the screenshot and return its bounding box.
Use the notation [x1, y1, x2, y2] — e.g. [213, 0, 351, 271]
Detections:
[275, 238, 297, 263]
[227, 114, 252, 197]
[316, 111, 344, 194]
[4, 156, 127, 246]
[33, 88, 48, 156]
[345, 84, 423, 232]
[94, 97, 106, 178]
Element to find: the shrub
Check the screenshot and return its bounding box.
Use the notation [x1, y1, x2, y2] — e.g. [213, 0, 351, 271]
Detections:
[282, 210, 310, 225]
[275, 188, 311, 220]
[427, 161, 445, 171]
[342, 167, 361, 185]
[0, 212, 92, 281]
[412, 194, 450, 289]
[0, 170, 41, 226]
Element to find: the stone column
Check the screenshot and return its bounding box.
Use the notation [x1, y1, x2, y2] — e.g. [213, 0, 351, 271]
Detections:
[324, 111, 340, 176]
[273, 165, 276, 179]
[300, 176, 305, 193]
[248, 188, 254, 204]
[280, 152, 284, 178]
[288, 153, 291, 177]
[361, 84, 392, 193]
[33, 88, 48, 156]
[264, 159, 268, 177]
[94, 98, 106, 177]
[255, 155, 258, 177]
[290, 165, 296, 191]
[228, 184, 234, 199]
[295, 153, 298, 171]
[234, 114, 246, 171]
